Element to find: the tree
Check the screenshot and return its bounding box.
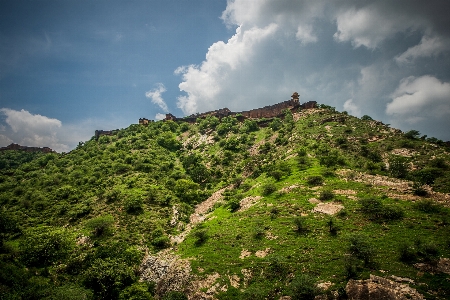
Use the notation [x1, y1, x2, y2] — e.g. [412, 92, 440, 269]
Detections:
[404, 130, 420, 139]
[20, 227, 74, 267]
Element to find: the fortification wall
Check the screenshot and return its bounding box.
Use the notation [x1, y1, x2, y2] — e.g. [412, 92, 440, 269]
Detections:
[0, 143, 54, 153]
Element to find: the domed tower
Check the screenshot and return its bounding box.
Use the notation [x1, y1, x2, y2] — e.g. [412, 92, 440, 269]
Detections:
[291, 92, 300, 105]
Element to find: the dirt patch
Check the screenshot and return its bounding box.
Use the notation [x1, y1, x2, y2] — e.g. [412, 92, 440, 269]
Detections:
[313, 202, 344, 215]
[308, 198, 321, 204]
[266, 232, 278, 240]
[334, 189, 357, 195]
[240, 249, 252, 259]
[241, 269, 252, 287]
[281, 184, 300, 193]
[255, 248, 271, 258]
[414, 258, 450, 275]
[337, 169, 450, 207]
[238, 196, 262, 211]
[391, 148, 417, 157]
[171, 187, 229, 244]
[346, 274, 424, 300]
[228, 274, 240, 288]
[189, 272, 221, 299]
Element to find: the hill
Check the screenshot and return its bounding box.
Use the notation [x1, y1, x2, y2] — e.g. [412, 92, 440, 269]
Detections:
[0, 103, 449, 299]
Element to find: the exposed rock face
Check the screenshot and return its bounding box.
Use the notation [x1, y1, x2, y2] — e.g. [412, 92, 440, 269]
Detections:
[346, 275, 424, 300]
[139, 251, 191, 297]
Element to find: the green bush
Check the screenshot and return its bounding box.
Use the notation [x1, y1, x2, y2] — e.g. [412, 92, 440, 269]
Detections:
[306, 175, 323, 186]
[193, 228, 208, 246]
[119, 282, 154, 300]
[348, 234, 375, 266]
[162, 291, 188, 300]
[228, 198, 241, 212]
[261, 183, 277, 195]
[85, 215, 114, 237]
[20, 227, 74, 267]
[359, 198, 404, 222]
[414, 199, 441, 213]
[265, 255, 287, 279]
[83, 258, 136, 299]
[388, 155, 409, 179]
[293, 217, 308, 234]
[319, 189, 334, 201]
[124, 197, 143, 214]
[288, 273, 318, 300]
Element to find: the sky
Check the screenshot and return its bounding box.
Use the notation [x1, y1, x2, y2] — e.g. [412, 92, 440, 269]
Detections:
[1, 0, 450, 152]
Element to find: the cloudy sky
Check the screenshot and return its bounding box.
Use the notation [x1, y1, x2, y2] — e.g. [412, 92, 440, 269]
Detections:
[1, 0, 449, 152]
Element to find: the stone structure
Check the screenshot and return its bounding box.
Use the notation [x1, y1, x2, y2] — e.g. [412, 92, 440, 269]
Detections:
[139, 118, 153, 125]
[0, 143, 54, 153]
[94, 129, 118, 140]
[156, 93, 317, 124]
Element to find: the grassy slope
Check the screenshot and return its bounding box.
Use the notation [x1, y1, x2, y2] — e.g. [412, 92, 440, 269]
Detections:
[0, 105, 449, 299]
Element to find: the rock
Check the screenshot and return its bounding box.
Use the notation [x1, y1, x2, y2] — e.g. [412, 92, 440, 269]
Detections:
[346, 275, 424, 299]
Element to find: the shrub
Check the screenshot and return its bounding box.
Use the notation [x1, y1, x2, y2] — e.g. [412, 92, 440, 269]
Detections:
[266, 255, 287, 279]
[261, 183, 277, 195]
[119, 282, 154, 300]
[83, 258, 135, 299]
[289, 273, 318, 300]
[326, 218, 339, 235]
[348, 234, 375, 266]
[124, 197, 143, 214]
[20, 227, 74, 267]
[306, 175, 323, 186]
[228, 198, 241, 212]
[253, 223, 265, 239]
[193, 228, 208, 246]
[414, 199, 441, 213]
[86, 215, 114, 237]
[399, 243, 417, 263]
[388, 155, 409, 179]
[162, 291, 188, 300]
[293, 216, 308, 234]
[319, 189, 334, 201]
[359, 197, 404, 222]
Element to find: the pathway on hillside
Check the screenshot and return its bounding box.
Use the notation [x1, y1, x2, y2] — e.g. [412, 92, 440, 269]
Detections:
[170, 186, 229, 245]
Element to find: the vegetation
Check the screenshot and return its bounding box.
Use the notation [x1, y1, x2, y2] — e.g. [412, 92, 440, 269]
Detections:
[0, 104, 449, 299]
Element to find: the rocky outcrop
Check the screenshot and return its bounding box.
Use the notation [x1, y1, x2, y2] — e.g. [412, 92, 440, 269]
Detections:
[139, 251, 192, 297]
[346, 275, 424, 300]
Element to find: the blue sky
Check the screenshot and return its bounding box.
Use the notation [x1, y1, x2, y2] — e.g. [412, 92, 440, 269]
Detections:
[1, 0, 450, 152]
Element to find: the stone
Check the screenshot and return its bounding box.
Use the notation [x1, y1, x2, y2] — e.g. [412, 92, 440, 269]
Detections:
[346, 275, 424, 300]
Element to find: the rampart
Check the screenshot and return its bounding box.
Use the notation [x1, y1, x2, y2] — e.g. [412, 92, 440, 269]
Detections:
[0, 143, 55, 153]
[161, 92, 316, 123]
[95, 130, 119, 139]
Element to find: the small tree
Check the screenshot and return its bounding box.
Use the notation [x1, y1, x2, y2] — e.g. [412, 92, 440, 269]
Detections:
[86, 215, 114, 237]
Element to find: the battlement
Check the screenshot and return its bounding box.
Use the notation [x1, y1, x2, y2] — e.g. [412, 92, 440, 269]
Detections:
[95, 129, 119, 139]
[0, 143, 55, 153]
[160, 93, 316, 123]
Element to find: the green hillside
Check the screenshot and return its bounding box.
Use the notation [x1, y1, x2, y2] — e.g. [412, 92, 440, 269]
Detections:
[1, 105, 449, 299]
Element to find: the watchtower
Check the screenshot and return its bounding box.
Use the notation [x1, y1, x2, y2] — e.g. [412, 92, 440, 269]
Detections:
[291, 92, 300, 105]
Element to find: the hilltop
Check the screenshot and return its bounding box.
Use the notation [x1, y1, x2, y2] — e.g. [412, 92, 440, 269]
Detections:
[0, 101, 450, 299]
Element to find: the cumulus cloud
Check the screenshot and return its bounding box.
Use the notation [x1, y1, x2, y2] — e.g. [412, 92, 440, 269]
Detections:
[174, 0, 450, 140]
[0, 108, 69, 152]
[395, 35, 450, 64]
[145, 83, 169, 112]
[333, 6, 417, 49]
[155, 113, 166, 120]
[343, 99, 361, 116]
[175, 23, 279, 115]
[387, 75, 450, 117]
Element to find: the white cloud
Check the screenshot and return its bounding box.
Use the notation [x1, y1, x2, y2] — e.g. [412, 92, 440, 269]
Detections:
[145, 83, 169, 112]
[334, 6, 415, 49]
[155, 113, 166, 121]
[395, 35, 450, 64]
[175, 23, 279, 115]
[0, 134, 13, 146]
[343, 99, 361, 116]
[296, 25, 317, 44]
[387, 75, 450, 117]
[0, 108, 69, 152]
